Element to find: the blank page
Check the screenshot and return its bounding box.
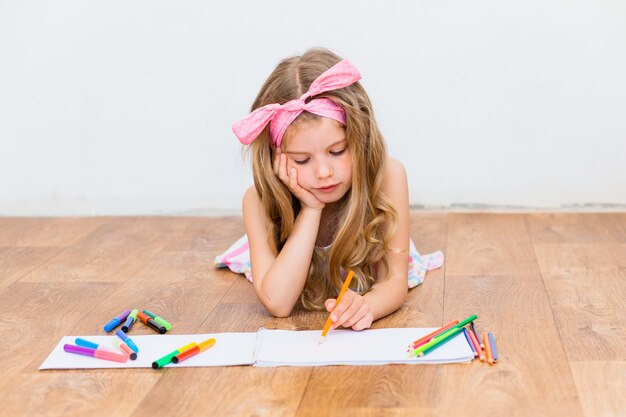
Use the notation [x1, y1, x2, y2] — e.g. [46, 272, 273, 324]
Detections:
[254, 328, 474, 367]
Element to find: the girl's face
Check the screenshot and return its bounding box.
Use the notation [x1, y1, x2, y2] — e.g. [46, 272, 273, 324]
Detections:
[283, 117, 352, 205]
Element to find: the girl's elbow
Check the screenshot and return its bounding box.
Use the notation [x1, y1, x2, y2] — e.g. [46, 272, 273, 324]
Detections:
[263, 300, 294, 318]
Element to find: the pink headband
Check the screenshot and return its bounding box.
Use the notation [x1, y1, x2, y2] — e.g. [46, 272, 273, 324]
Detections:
[232, 59, 361, 147]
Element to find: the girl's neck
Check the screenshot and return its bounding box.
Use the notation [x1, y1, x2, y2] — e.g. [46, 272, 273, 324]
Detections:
[317, 202, 342, 247]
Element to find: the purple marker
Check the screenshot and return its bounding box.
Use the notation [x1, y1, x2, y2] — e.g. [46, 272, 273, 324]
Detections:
[116, 329, 139, 353]
[103, 309, 131, 332]
[63, 344, 127, 363]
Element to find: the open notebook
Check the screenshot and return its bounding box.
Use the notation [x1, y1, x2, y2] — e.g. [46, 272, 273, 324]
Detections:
[40, 327, 474, 370]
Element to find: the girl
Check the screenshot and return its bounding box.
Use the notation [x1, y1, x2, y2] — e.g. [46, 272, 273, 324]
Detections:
[216, 48, 443, 331]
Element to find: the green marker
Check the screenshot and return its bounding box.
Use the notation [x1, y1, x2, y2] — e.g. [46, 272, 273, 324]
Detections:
[412, 326, 464, 357]
[152, 342, 197, 369]
[143, 309, 172, 331]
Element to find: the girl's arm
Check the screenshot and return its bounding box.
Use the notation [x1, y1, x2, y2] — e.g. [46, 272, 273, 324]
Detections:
[327, 158, 409, 329]
[363, 157, 410, 320]
[243, 186, 322, 317]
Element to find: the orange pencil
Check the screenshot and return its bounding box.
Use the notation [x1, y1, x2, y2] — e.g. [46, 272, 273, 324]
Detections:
[482, 332, 494, 365]
[409, 320, 459, 350]
[319, 270, 355, 344]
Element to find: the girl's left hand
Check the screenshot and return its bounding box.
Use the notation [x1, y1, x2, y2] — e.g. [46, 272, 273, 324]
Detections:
[324, 291, 374, 331]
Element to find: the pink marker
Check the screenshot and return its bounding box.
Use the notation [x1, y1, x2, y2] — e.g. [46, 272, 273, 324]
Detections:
[63, 344, 127, 363]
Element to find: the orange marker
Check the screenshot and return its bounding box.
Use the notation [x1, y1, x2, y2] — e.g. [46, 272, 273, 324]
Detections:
[319, 270, 355, 344]
[172, 338, 216, 364]
[482, 332, 494, 365]
[467, 327, 485, 361]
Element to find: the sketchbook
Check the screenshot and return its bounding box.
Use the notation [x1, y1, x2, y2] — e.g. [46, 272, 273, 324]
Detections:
[39, 327, 474, 370]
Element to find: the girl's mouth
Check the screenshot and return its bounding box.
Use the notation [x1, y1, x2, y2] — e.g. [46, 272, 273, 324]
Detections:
[317, 184, 337, 193]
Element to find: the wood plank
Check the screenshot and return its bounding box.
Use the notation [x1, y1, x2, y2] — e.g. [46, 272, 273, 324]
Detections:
[439, 275, 584, 417]
[570, 361, 626, 417]
[162, 216, 245, 252]
[446, 214, 541, 276]
[0, 282, 119, 377]
[534, 243, 626, 361]
[18, 217, 190, 282]
[0, 372, 161, 417]
[526, 213, 626, 244]
[0, 247, 64, 292]
[0, 217, 109, 247]
[128, 367, 311, 417]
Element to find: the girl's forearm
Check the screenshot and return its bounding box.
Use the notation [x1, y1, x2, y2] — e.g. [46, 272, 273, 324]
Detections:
[259, 207, 323, 316]
[363, 278, 408, 321]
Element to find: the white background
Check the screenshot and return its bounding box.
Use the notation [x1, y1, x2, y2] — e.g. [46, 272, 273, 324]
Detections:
[1, 1, 625, 215]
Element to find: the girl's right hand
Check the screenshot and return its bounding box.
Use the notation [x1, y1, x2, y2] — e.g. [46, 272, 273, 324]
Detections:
[273, 147, 325, 211]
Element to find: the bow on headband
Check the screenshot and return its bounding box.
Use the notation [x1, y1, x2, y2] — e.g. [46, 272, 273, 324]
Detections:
[232, 59, 361, 147]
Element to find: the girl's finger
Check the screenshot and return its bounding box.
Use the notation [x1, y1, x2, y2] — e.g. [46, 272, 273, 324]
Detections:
[325, 299, 336, 311]
[351, 313, 373, 331]
[341, 303, 367, 328]
[336, 296, 362, 328]
[330, 292, 356, 329]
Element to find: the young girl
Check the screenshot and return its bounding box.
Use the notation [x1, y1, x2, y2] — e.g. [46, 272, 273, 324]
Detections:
[216, 48, 443, 331]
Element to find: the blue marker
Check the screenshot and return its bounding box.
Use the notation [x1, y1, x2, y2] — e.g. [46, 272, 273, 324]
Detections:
[104, 309, 131, 332]
[116, 329, 138, 353]
[75, 337, 100, 350]
[121, 309, 139, 333]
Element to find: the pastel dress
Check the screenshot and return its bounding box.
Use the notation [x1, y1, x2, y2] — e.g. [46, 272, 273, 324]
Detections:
[214, 235, 443, 289]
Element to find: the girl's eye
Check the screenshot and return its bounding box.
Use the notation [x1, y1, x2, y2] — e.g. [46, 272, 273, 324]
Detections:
[330, 148, 346, 156]
[294, 158, 310, 165]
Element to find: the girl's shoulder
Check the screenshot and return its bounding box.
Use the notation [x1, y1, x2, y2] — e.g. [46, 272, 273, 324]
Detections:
[382, 157, 408, 191]
[384, 157, 407, 179]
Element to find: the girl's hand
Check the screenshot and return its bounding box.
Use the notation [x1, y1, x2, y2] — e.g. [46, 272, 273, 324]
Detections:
[273, 147, 325, 211]
[324, 291, 374, 331]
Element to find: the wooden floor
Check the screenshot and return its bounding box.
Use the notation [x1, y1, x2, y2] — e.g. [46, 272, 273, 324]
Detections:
[0, 213, 624, 417]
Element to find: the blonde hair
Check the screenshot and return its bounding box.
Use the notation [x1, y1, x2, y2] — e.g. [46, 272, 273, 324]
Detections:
[245, 48, 397, 310]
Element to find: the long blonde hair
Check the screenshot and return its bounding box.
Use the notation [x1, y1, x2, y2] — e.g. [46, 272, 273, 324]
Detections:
[245, 48, 397, 310]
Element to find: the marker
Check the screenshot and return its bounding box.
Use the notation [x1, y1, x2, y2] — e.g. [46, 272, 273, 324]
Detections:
[462, 328, 477, 358]
[64, 344, 127, 363]
[411, 327, 464, 357]
[137, 312, 167, 334]
[488, 332, 498, 363]
[483, 332, 494, 365]
[172, 338, 216, 364]
[110, 338, 137, 360]
[116, 329, 139, 353]
[103, 309, 131, 332]
[152, 342, 197, 369]
[75, 337, 100, 350]
[143, 310, 172, 331]
[121, 309, 139, 333]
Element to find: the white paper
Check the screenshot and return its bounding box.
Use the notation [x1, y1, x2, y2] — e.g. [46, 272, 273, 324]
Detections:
[254, 328, 474, 367]
[39, 333, 257, 369]
[39, 328, 474, 370]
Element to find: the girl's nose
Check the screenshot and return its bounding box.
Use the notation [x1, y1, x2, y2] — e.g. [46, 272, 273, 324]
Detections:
[316, 161, 332, 178]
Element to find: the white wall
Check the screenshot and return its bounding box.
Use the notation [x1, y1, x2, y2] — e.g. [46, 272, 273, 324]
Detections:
[1, 0, 625, 215]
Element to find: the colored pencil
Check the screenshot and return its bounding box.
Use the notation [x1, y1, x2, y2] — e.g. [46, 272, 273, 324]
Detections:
[462, 327, 477, 357]
[482, 332, 494, 365]
[412, 327, 464, 357]
[408, 320, 459, 350]
[319, 270, 355, 344]
[467, 326, 485, 361]
[488, 332, 498, 362]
